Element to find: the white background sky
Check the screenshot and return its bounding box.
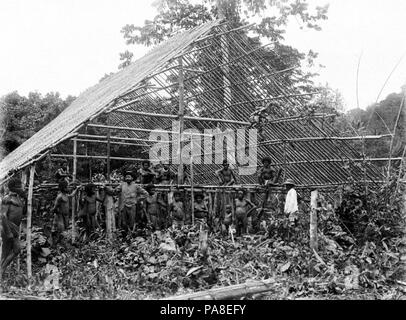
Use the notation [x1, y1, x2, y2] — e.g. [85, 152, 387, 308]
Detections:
[0, 0, 405, 111]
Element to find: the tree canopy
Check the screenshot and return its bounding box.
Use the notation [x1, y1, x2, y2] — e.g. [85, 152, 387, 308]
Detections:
[0, 92, 75, 156]
[119, 0, 329, 91]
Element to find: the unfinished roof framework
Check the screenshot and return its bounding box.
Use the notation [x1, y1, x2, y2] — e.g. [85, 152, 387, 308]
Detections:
[0, 20, 390, 189]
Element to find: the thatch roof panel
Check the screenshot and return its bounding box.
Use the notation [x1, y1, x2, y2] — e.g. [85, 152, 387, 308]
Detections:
[0, 21, 220, 180]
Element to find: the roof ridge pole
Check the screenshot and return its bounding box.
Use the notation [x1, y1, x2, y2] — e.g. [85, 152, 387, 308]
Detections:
[177, 56, 185, 184]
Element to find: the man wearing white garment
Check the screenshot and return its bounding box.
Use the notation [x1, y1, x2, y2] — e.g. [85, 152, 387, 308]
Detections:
[283, 179, 298, 226]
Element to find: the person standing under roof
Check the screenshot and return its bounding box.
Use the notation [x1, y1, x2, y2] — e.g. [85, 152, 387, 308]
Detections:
[51, 180, 79, 245]
[115, 171, 148, 233]
[215, 160, 236, 186]
[1, 178, 25, 276]
[157, 163, 175, 185]
[80, 183, 103, 236]
[258, 156, 277, 186]
[234, 188, 256, 236]
[138, 160, 156, 185]
[283, 179, 299, 226]
[55, 160, 72, 183]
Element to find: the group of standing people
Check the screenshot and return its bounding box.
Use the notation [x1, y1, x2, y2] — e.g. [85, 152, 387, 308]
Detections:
[0, 156, 300, 276]
[46, 157, 299, 245]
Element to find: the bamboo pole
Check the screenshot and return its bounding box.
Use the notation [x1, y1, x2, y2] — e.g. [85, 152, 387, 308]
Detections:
[310, 190, 318, 252]
[16, 170, 28, 272]
[112, 109, 250, 126]
[190, 137, 195, 226]
[71, 193, 76, 244]
[49, 154, 146, 162]
[177, 56, 185, 184]
[107, 115, 111, 183]
[26, 164, 35, 285]
[105, 194, 114, 240]
[75, 138, 149, 147]
[387, 93, 405, 181]
[260, 134, 393, 145]
[77, 134, 163, 144]
[162, 278, 276, 300]
[72, 138, 77, 182]
[87, 123, 211, 137]
[0, 208, 3, 288]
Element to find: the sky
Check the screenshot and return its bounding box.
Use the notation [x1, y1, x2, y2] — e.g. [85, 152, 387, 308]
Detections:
[0, 0, 405, 111]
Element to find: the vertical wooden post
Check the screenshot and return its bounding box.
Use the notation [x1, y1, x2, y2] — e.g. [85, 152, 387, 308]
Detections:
[17, 170, 28, 272]
[0, 204, 3, 288]
[105, 194, 114, 240]
[106, 114, 111, 183]
[310, 189, 318, 252]
[177, 57, 185, 184]
[71, 138, 77, 244]
[208, 190, 213, 227]
[387, 93, 405, 181]
[21, 170, 27, 188]
[190, 135, 195, 225]
[218, 2, 230, 125]
[71, 194, 76, 244]
[282, 142, 287, 181]
[26, 164, 35, 285]
[72, 138, 77, 182]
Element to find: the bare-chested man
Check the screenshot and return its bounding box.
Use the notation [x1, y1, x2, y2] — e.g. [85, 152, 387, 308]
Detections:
[157, 163, 175, 185]
[55, 160, 72, 183]
[215, 160, 236, 186]
[257, 156, 276, 185]
[234, 189, 256, 236]
[138, 160, 156, 185]
[1, 178, 25, 276]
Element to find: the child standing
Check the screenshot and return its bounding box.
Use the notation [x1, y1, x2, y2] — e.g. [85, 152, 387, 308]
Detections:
[80, 183, 103, 236]
[51, 180, 79, 245]
[170, 191, 184, 230]
[221, 204, 233, 236]
[144, 185, 167, 230]
[234, 188, 256, 236]
[193, 193, 209, 228]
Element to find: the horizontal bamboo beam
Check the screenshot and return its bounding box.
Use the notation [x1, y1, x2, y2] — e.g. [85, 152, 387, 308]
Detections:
[75, 138, 149, 147]
[77, 134, 169, 143]
[87, 123, 213, 137]
[112, 110, 250, 126]
[229, 92, 319, 108]
[260, 134, 394, 145]
[33, 180, 386, 193]
[266, 113, 336, 124]
[50, 154, 145, 162]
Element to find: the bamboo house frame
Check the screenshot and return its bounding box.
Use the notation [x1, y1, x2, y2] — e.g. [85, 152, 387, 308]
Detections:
[0, 20, 390, 190]
[2, 20, 398, 280]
